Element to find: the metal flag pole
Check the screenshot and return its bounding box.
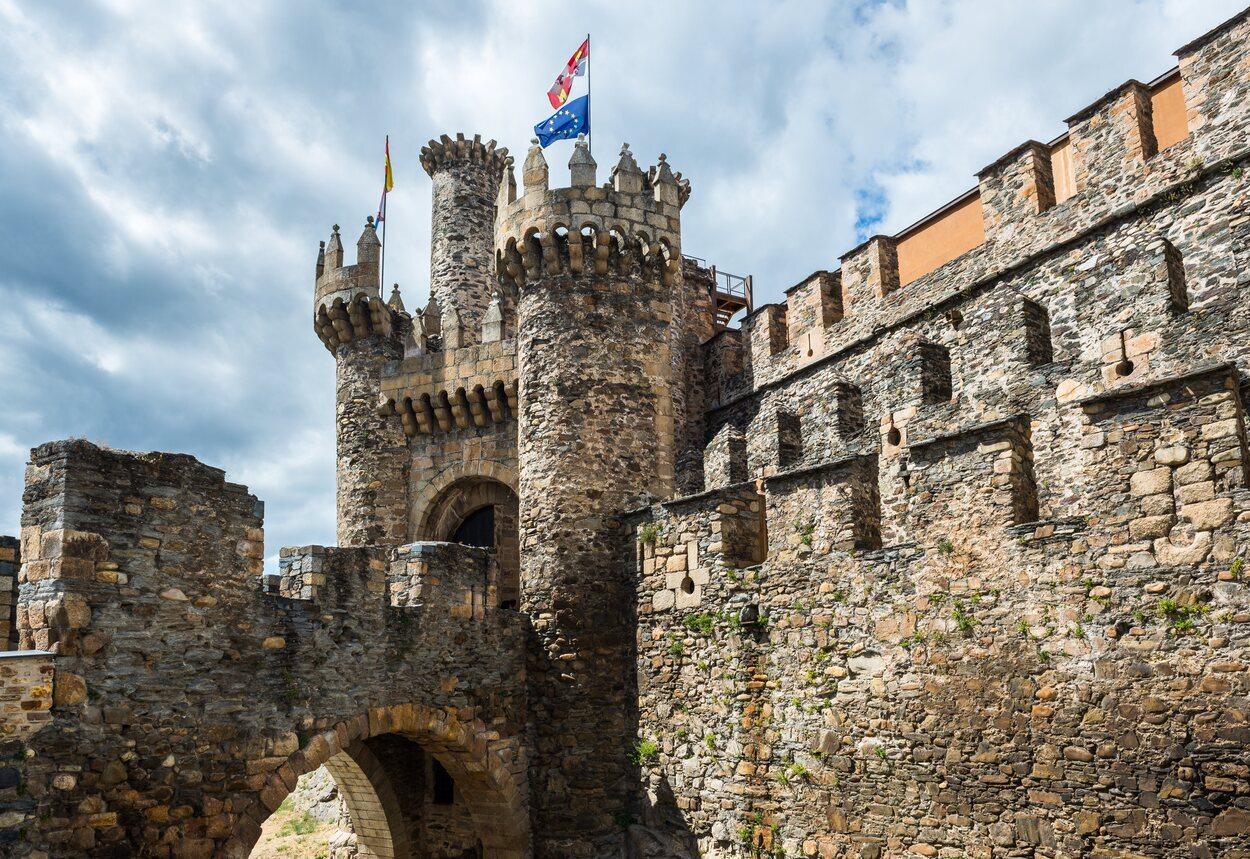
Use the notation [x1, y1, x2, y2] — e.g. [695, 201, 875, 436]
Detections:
[379, 136, 389, 292]
[586, 33, 592, 158]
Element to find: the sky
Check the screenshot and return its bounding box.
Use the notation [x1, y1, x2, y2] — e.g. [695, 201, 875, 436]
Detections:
[0, 0, 1243, 567]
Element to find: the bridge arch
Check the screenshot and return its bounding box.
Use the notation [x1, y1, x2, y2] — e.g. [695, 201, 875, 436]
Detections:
[227, 703, 529, 859]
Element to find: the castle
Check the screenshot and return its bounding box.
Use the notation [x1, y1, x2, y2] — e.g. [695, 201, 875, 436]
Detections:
[0, 7, 1249, 858]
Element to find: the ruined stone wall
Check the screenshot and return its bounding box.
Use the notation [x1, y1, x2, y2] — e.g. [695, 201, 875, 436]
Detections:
[3, 440, 529, 857]
[0, 537, 18, 648]
[629, 9, 1250, 858]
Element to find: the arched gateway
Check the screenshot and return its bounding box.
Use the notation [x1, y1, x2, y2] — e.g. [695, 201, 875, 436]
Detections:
[230, 705, 528, 859]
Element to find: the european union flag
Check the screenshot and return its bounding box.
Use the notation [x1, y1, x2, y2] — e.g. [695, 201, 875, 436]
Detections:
[534, 95, 589, 148]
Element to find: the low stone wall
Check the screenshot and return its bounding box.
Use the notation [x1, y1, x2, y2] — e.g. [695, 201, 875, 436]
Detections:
[3, 441, 530, 857]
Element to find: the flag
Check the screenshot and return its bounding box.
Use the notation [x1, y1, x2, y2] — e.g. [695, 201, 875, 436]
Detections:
[547, 37, 590, 108]
[534, 95, 589, 148]
[377, 135, 393, 224]
[384, 135, 394, 193]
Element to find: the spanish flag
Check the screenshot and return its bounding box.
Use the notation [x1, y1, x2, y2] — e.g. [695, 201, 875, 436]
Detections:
[384, 135, 394, 193]
[378, 135, 393, 225]
[547, 38, 590, 109]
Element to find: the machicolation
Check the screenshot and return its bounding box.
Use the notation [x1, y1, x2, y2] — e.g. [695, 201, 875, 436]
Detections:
[3, 9, 1250, 859]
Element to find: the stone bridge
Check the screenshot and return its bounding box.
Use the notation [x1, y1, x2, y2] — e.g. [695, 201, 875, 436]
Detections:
[5, 440, 530, 857]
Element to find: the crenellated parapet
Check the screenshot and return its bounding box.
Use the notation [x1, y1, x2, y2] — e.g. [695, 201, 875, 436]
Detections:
[494, 138, 687, 291]
[419, 132, 511, 178]
[313, 219, 399, 352]
[713, 6, 1250, 400]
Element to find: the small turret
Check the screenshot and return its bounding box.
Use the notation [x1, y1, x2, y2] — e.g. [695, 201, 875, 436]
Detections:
[611, 143, 645, 193]
[522, 139, 549, 191]
[387, 284, 405, 312]
[325, 224, 344, 269]
[311, 215, 407, 548]
[421, 132, 510, 348]
[481, 290, 505, 343]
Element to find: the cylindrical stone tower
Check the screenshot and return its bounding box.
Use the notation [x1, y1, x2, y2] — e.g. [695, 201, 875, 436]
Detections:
[313, 219, 410, 547]
[497, 139, 686, 857]
[420, 133, 511, 343]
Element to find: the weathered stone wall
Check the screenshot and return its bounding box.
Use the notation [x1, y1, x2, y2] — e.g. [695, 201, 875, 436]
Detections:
[4, 440, 529, 857]
[0, 651, 53, 741]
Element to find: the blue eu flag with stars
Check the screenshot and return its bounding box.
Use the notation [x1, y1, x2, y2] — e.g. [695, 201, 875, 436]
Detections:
[535, 96, 589, 148]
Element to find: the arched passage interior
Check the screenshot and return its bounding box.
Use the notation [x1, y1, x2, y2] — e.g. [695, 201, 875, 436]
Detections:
[234, 706, 528, 859]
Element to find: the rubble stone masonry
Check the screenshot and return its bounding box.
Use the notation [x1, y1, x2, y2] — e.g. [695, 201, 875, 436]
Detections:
[3, 8, 1250, 859]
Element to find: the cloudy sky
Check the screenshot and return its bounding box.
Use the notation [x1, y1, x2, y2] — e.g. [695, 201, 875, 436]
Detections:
[0, 0, 1241, 565]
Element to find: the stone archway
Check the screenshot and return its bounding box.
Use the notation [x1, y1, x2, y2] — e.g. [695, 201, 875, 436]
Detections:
[414, 464, 520, 607]
[227, 704, 529, 859]
[320, 741, 410, 858]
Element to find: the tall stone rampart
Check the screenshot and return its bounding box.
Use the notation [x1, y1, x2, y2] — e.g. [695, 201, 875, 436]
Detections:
[629, 8, 1250, 857]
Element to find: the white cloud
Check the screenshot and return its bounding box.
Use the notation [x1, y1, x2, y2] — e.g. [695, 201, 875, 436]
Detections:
[0, 0, 1244, 556]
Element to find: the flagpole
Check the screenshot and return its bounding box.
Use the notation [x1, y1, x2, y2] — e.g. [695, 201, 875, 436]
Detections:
[379, 135, 389, 293]
[586, 33, 592, 158]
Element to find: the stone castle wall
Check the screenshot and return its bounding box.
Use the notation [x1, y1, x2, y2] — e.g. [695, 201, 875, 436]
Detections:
[629, 9, 1250, 858]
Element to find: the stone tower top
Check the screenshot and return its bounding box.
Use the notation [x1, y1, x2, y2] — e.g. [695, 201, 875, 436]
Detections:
[418, 132, 511, 178]
[314, 218, 382, 317]
[420, 132, 511, 346]
[494, 139, 691, 292]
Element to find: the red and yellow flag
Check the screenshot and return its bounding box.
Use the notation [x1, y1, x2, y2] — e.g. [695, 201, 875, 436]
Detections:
[547, 38, 590, 108]
[378, 135, 393, 225]
[384, 135, 394, 193]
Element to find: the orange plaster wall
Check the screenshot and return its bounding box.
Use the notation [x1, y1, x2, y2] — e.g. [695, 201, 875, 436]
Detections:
[1151, 73, 1189, 152]
[1051, 137, 1076, 205]
[896, 193, 986, 287]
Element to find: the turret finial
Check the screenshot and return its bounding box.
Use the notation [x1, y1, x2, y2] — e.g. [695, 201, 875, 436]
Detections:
[388, 283, 405, 312]
[332, 224, 340, 234]
[366, 215, 375, 228]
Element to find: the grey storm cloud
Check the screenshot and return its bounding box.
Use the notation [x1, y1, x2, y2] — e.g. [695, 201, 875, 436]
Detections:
[0, 0, 1243, 566]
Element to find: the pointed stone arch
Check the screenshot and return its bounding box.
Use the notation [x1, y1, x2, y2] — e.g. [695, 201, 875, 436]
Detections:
[226, 703, 529, 859]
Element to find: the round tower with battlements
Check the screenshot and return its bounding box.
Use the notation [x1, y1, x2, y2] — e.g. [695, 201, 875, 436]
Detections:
[313, 218, 410, 547]
[420, 133, 511, 346]
[497, 136, 689, 856]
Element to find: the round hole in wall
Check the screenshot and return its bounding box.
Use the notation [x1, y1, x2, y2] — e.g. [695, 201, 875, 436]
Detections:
[680, 575, 695, 594]
[1114, 358, 1135, 377]
[886, 427, 901, 447]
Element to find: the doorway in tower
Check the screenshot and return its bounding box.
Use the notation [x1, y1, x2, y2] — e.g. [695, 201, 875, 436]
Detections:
[419, 477, 520, 608]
